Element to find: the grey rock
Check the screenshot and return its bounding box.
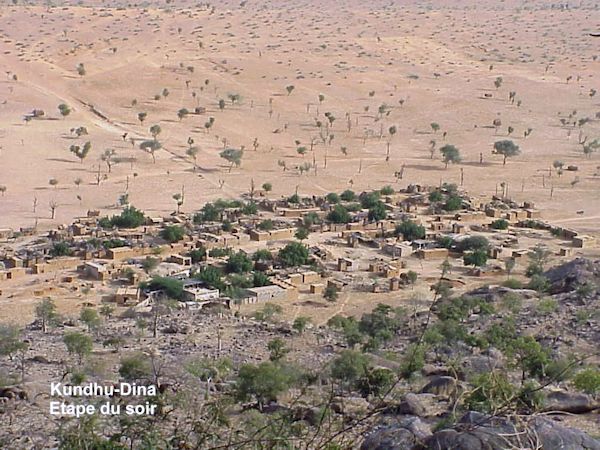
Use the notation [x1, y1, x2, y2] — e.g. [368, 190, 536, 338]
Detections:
[543, 390, 600, 414]
[420, 376, 458, 398]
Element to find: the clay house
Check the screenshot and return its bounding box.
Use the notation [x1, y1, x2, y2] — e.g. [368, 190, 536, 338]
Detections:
[239, 285, 288, 304]
[114, 287, 140, 305]
[82, 261, 112, 281]
[182, 286, 220, 302]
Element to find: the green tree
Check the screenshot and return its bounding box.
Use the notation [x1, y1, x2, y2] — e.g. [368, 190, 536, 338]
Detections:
[267, 338, 289, 362]
[226, 251, 253, 274]
[324, 285, 339, 302]
[490, 219, 509, 230]
[79, 308, 101, 333]
[58, 103, 71, 119]
[573, 368, 600, 395]
[327, 205, 351, 224]
[144, 277, 184, 300]
[220, 148, 244, 172]
[235, 362, 292, 411]
[340, 190, 356, 201]
[149, 124, 162, 140]
[440, 144, 461, 168]
[0, 325, 27, 360]
[368, 202, 387, 222]
[278, 242, 309, 267]
[160, 225, 185, 243]
[464, 249, 488, 268]
[331, 350, 370, 386]
[493, 140, 521, 165]
[395, 219, 425, 241]
[295, 227, 310, 241]
[292, 316, 311, 334]
[63, 332, 93, 364]
[177, 108, 189, 121]
[35, 298, 58, 333]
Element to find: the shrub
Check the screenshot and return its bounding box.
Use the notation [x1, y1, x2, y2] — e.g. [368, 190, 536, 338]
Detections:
[325, 192, 340, 203]
[100, 206, 145, 228]
[340, 190, 356, 202]
[502, 278, 523, 289]
[465, 372, 515, 413]
[573, 368, 600, 395]
[324, 285, 339, 302]
[380, 185, 394, 195]
[258, 219, 274, 231]
[490, 219, 509, 230]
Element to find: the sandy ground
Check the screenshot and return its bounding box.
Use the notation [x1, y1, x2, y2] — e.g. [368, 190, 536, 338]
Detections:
[0, 0, 598, 236]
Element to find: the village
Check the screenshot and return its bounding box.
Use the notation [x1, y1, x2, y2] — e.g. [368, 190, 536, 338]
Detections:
[0, 182, 595, 324]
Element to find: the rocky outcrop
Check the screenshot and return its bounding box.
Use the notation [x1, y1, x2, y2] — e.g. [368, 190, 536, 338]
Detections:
[543, 258, 600, 294]
[361, 412, 600, 450]
[542, 390, 600, 414]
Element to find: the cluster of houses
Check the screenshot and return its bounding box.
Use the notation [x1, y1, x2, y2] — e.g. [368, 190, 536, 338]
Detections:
[0, 184, 596, 308]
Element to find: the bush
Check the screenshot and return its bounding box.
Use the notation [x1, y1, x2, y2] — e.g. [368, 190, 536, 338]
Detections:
[502, 278, 523, 289]
[119, 353, 152, 381]
[327, 205, 351, 224]
[340, 190, 356, 202]
[100, 206, 145, 228]
[258, 219, 274, 231]
[357, 367, 395, 398]
[380, 185, 394, 195]
[490, 219, 509, 230]
[189, 248, 207, 263]
[465, 372, 515, 413]
[50, 242, 73, 257]
[573, 368, 600, 395]
[325, 192, 340, 203]
[527, 274, 550, 293]
[160, 225, 185, 243]
[63, 332, 93, 364]
[428, 190, 443, 202]
[278, 242, 309, 267]
[324, 285, 339, 302]
[252, 271, 271, 287]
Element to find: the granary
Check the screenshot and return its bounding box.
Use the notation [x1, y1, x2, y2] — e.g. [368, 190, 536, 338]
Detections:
[0, 229, 14, 241]
[337, 257, 358, 272]
[382, 242, 413, 258]
[572, 235, 595, 249]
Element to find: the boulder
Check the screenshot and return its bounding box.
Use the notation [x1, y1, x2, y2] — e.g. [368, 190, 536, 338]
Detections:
[422, 412, 600, 450]
[361, 416, 432, 450]
[542, 390, 600, 414]
[420, 376, 458, 397]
